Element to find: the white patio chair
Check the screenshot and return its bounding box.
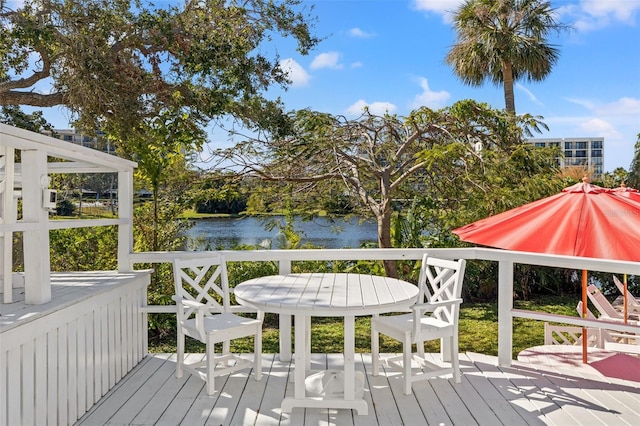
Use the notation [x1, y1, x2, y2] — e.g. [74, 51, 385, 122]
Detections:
[371, 254, 466, 395]
[172, 254, 263, 395]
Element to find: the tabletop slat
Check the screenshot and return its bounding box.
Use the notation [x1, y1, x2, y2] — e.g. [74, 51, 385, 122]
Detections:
[235, 273, 418, 317]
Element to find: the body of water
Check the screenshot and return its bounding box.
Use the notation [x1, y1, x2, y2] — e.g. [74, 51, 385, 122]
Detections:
[187, 216, 378, 250]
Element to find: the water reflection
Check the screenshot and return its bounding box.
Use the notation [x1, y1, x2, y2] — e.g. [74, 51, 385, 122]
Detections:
[186, 216, 378, 250]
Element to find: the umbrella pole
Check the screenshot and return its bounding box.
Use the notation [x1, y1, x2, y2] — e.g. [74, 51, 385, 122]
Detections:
[624, 274, 628, 324]
[582, 269, 588, 364]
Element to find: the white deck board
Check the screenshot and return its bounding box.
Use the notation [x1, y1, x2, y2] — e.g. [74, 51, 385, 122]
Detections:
[74, 350, 640, 426]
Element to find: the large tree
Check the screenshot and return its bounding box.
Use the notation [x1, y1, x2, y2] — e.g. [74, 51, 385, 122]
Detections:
[0, 0, 318, 136]
[445, 0, 567, 113]
[220, 100, 558, 277]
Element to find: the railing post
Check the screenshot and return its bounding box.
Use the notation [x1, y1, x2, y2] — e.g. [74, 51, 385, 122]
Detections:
[118, 170, 133, 272]
[21, 149, 51, 304]
[278, 260, 291, 274]
[497, 260, 513, 366]
[277, 259, 292, 360]
[1, 145, 16, 303]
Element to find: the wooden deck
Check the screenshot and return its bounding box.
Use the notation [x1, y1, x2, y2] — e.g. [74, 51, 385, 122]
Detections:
[76, 351, 640, 426]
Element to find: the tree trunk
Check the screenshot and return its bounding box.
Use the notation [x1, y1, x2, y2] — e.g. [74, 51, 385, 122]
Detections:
[502, 61, 516, 114]
[377, 209, 398, 278]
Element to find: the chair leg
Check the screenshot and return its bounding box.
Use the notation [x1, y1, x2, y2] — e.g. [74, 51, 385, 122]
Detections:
[254, 323, 262, 381]
[416, 341, 425, 358]
[371, 317, 380, 376]
[206, 339, 215, 395]
[222, 340, 231, 366]
[402, 333, 412, 395]
[451, 334, 461, 383]
[176, 330, 185, 379]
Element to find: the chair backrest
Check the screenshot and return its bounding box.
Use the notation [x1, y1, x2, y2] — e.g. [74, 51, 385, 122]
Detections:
[173, 253, 231, 317]
[613, 275, 640, 308]
[587, 284, 622, 319]
[416, 254, 466, 324]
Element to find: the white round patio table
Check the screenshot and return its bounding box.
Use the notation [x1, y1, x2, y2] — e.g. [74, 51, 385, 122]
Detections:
[234, 272, 419, 415]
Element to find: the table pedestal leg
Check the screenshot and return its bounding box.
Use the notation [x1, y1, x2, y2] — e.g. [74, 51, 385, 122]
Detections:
[281, 314, 368, 415]
[344, 315, 355, 401]
[279, 314, 291, 362]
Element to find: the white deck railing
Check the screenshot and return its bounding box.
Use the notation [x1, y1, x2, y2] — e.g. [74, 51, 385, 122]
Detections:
[129, 247, 640, 366]
[0, 123, 136, 304]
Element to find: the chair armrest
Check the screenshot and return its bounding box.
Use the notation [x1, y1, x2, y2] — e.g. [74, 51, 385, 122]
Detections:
[172, 296, 209, 339]
[411, 298, 463, 315]
[411, 298, 463, 333]
[172, 295, 206, 309]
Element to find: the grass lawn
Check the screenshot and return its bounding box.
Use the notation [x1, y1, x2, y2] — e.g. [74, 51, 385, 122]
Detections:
[149, 295, 578, 359]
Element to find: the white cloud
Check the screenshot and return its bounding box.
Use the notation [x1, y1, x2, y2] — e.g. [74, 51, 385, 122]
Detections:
[577, 118, 623, 140]
[279, 58, 310, 87]
[310, 52, 343, 70]
[566, 96, 640, 117]
[346, 100, 397, 116]
[351, 61, 364, 69]
[560, 0, 640, 31]
[411, 0, 463, 22]
[348, 27, 375, 38]
[411, 77, 451, 109]
[546, 96, 639, 165]
[516, 83, 543, 106]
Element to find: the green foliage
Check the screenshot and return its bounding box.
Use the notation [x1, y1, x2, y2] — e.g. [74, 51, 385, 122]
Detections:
[50, 226, 118, 271]
[133, 200, 192, 335]
[0, 105, 53, 132]
[1, 0, 320, 135]
[220, 99, 559, 280]
[190, 172, 249, 214]
[55, 199, 76, 216]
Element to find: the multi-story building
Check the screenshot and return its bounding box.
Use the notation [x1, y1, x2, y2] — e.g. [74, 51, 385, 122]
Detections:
[43, 128, 115, 155]
[525, 137, 604, 180]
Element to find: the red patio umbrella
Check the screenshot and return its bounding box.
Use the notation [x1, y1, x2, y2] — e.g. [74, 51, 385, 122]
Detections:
[611, 183, 640, 323]
[452, 177, 640, 363]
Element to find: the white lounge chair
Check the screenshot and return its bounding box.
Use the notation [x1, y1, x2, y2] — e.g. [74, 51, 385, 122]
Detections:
[612, 275, 640, 319]
[172, 254, 263, 395]
[576, 301, 640, 355]
[544, 302, 640, 355]
[371, 254, 466, 395]
[586, 284, 639, 325]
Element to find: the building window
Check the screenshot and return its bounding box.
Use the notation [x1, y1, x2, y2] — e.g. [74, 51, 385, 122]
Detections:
[575, 150, 587, 158]
[576, 141, 587, 149]
[565, 150, 573, 157]
[63, 135, 72, 141]
[535, 142, 546, 147]
[591, 140, 603, 149]
[564, 141, 573, 150]
[591, 149, 602, 157]
[549, 142, 560, 147]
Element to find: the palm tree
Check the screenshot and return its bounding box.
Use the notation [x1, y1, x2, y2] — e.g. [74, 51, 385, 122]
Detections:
[445, 0, 568, 114]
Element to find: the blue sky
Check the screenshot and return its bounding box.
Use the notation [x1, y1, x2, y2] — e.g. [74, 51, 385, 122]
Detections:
[25, 0, 640, 173]
[267, 0, 640, 173]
